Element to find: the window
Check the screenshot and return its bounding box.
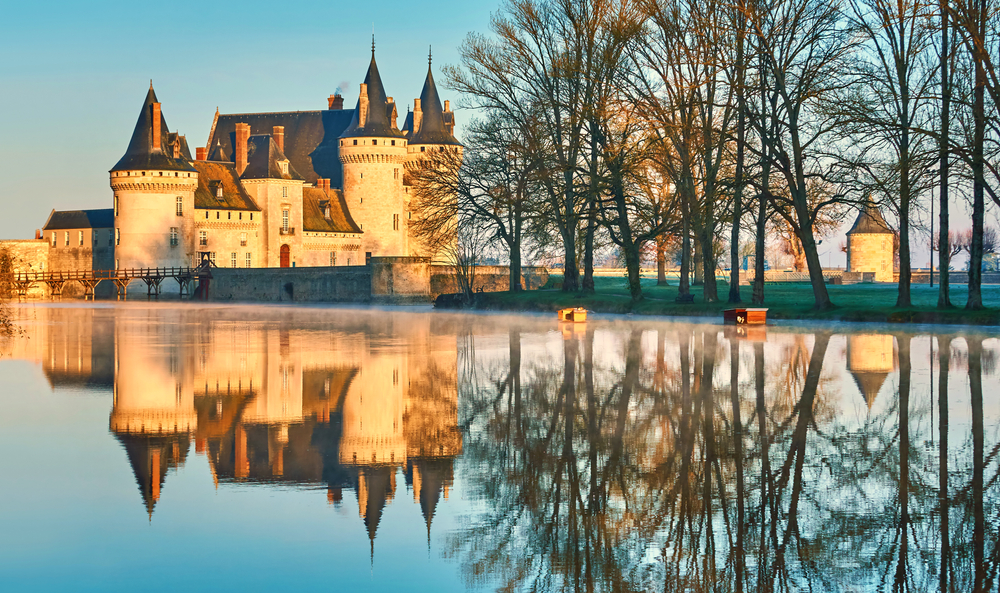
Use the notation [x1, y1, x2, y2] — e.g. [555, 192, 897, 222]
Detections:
[421, 146, 425, 152]
[240, 232, 247, 247]
[391, 140, 395, 146]
[394, 169, 398, 179]
[199, 231, 207, 246]
[114, 196, 119, 216]
[216, 212, 220, 219]
[205, 211, 209, 219]
[393, 213, 399, 231]
[250, 213, 253, 221]
[227, 212, 231, 220]
[50, 233, 56, 247]
[170, 227, 178, 246]
[209, 252, 216, 266]
[372, 140, 377, 146]
[176, 196, 183, 216]
[245, 253, 252, 268]
[108, 230, 113, 246]
[115, 228, 120, 246]
[353, 139, 357, 146]
[64, 232, 69, 246]
[79, 231, 84, 246]
[330, 251, 336, 266]
[93, 232, 98, 244]
[282, 209, 289, 232]
[231, 252, 237, 268]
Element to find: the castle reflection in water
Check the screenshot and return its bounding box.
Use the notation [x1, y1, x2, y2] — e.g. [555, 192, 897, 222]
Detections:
[12, 306, 461, 545]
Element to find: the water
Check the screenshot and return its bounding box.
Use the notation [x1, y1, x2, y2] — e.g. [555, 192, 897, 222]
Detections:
[0, 304, 997, 592]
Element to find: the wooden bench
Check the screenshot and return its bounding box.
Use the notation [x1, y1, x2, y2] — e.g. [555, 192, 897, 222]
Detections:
[723, 307, 768, 325]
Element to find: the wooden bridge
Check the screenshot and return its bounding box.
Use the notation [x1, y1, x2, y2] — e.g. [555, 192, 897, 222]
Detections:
[13, 263, 214, 300]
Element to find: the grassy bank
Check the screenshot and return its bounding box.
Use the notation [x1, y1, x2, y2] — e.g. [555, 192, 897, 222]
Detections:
[441, 275, 1000, 325]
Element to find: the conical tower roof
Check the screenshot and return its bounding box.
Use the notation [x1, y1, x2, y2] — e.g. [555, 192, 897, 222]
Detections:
[207, 139, 229, 162]
[847, 200, 893, 235]
[851, 371, 888, 409]
[341, 47, 405, 139]
[410, 55, 461, 146]
[111, 84, 196, 173]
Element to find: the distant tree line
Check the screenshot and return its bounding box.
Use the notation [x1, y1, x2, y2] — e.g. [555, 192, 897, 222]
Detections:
[410, 0, 999, 309]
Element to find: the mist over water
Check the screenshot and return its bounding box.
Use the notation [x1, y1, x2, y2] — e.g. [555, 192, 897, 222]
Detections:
[0, 304, 997, 592]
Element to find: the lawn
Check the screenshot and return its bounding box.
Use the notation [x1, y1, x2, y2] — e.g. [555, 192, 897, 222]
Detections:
[453, 274, 1000, 325]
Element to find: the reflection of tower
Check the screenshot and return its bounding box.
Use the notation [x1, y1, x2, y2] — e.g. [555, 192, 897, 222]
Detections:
[110, 316, 195, 517]
[847, 334, 895, 408]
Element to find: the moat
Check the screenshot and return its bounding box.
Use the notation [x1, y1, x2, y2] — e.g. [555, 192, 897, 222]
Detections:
[0, 304, 997, 592]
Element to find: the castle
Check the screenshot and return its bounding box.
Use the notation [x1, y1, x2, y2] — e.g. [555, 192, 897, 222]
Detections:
[39, 46, 460, 274]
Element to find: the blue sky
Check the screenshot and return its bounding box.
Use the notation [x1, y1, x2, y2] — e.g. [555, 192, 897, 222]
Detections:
[0, 0, 495, 239]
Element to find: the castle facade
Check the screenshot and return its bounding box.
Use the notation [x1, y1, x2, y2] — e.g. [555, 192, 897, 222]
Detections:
[40, 48, 460, 273]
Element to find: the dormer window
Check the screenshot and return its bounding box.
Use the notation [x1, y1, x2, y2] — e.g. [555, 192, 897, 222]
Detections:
[279, 161, 289, 175]
[211, 180, 224, 201]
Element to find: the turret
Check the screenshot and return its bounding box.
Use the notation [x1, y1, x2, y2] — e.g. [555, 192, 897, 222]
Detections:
[405, 49, 462, 168]
[109, 84, 198, 269]
[338, 45, 409, 257]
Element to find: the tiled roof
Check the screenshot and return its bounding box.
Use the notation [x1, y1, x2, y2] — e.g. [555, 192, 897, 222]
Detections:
[340, 51, 406, 140]
[241, 135, 303, 180]
[111, 86, 197, 174]
[302, 186, 362, 234]
[847, 202, 893, 235]
[191, 161, 261, 211]
[408, 66, 460, 146]
[207, 109, 354, 187]
[43, 208, 115, 230]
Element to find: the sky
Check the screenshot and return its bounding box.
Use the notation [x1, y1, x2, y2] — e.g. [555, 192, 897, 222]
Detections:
[0, 0, 990, 270]
[0, 0, 495, 239]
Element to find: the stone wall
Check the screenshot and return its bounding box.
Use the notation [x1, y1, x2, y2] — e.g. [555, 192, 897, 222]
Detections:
[204, 257, 432, 304]
[847, 233, 894, 282]
[430, 265, 550, 296]
[206, 266, 373, 302]
[0, 239, 50, 298]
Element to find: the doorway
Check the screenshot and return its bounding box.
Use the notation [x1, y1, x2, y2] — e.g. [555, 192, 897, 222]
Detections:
[280, 244, 290, 268]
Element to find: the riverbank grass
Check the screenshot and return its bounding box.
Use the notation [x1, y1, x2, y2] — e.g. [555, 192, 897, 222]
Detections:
[458, 275, 1000, 325]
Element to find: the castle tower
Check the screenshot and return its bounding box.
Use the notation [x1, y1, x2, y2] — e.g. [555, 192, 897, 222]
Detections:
[404, 52, 463, 259]
[846, 200, 894, 282]
[110, 84, 198, 269]
[338, 46, 409, 257]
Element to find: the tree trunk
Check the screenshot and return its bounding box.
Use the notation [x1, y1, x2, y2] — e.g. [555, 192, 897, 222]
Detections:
[679, 193, 691, 297]
[896, 128, 912, 307]
[894, 335, 911, 590]
[753, 195, 766, 305]
[582, 199, 596, 293]
[791, 187, 833, 309]
[693, 237, 704, 286]
[729, 5, 747, 305]
[967, 0, 986, 310]
[562, 225, 579, 292]
[656, 237, 668, 285]
[701, 227, 718, 302]
[937, 335, 950, 593]
[509, 240, 523, 292]
[938, 0, 952, 308]
[969, 337, 985, 592]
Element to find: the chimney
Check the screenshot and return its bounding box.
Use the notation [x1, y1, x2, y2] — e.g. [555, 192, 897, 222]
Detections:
[328, 94, 344, 110]
[196, 147, 207, 161]
[235, 123, 250, 176]
[413, 98, 423, 134]
[444, 100, 450, 112]
[358, 83, 368, 127]
[151, 103, 162, 152]
[272, 126, 284, 152]
[172, 135, 183, 158]
[35, 229, 41, 240]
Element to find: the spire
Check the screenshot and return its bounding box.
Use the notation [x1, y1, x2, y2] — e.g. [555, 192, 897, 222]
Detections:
[847, 197, 894, 235]
[111, 84, 196, 173]
[340, 47, 405, 139]
[409, 61, 461, 146]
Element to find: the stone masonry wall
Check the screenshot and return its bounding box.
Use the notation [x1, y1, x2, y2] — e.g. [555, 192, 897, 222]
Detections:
[0, 239, 50, 298]
[848, 233, 894, 282]
[206, 266, 373, 302]
[430, 265, 550, 297]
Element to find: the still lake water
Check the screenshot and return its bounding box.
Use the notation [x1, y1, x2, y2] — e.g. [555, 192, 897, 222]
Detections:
[0, 303, 997, 592]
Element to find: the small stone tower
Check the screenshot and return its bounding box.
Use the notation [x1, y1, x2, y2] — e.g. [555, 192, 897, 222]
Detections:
[846, 200, 894, 282]
[339, 46, 409, 257]
[110, 84, 198, 269]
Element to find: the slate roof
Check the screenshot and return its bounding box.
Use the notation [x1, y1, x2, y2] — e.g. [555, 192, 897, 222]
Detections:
[191, 161, 261, 211]
[43, 208, 115, 230]
[115, 433, 190, 518]
[206, 139, 229, 162]
[111, 86, 197, 173]
[409, 65, 461, 146]
[241, 135, 303, 180]
[302, 187, 362, 234]
[851, 372, 887, 409]
[847, 201, 893, 235]
[340, 51, 406, 140]
[207, 109, 354, 187]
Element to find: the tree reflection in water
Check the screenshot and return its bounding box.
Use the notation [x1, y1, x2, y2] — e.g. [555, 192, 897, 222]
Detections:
[451, 325, 1000, 593]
